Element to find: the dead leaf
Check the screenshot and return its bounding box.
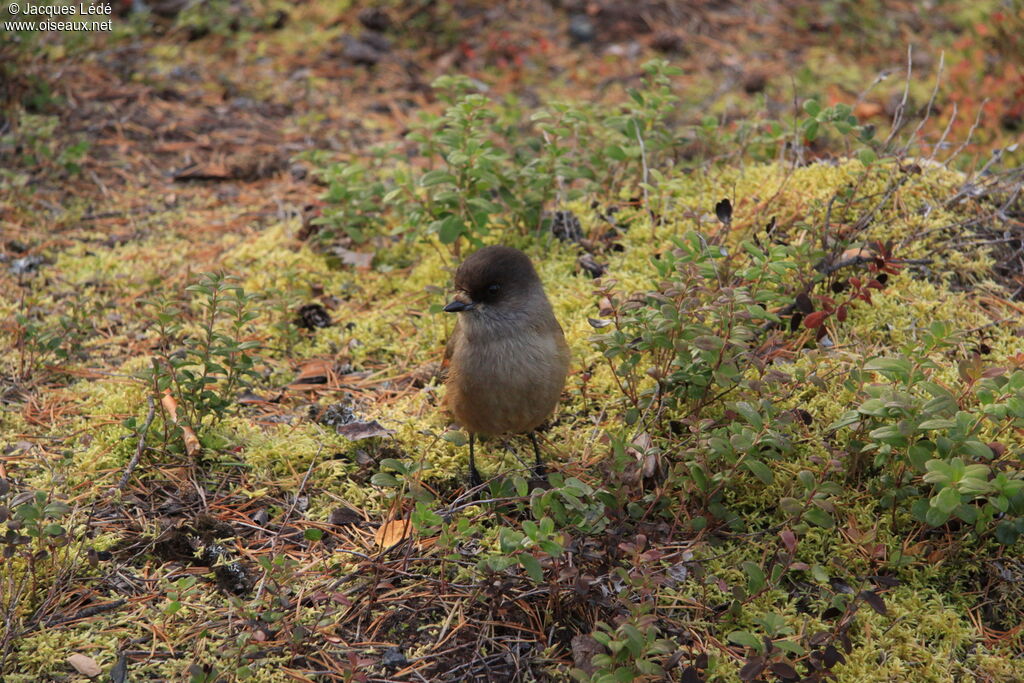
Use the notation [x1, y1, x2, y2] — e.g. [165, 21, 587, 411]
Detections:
[161, 391, 179, 423]
[67, 653, 102, 677]
[838, 246, 876, 262]
[375, 518, 412, 548]
[571, 634, 605, 674]
[332, 246, 375, 270]
[237, 390, 278, 404]
[288, 359, 335, 389]
[181, 425, 201, 457]
[853, 101, 883, 119]
[336, 420, 393, 440]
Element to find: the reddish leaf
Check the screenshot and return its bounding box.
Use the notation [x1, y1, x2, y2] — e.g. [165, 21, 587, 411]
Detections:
[739, 656, 766, 681]
[680, 666, 703, 683]
[770, 661, 800, 680]
[823, 644, 845, 668]
[804, 311, 828, 329]
[858, 589, 887, 616]
[779, 529, 798, 553]
[836, 305, 847, 322]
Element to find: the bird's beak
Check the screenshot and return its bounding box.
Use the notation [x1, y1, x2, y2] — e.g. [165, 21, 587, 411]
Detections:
[443, 292, 475, 313]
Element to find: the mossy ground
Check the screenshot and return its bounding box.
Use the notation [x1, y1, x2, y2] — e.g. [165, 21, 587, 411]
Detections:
[2, 2, 1024, 681]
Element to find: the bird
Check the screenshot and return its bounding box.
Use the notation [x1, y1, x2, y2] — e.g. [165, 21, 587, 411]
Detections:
[442, 246, 571, 487]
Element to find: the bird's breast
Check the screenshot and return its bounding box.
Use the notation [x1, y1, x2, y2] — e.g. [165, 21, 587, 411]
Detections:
[446, 327, 570, 436]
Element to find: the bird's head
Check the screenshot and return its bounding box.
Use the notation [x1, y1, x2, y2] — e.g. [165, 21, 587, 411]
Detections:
[443, 246, 544, 319]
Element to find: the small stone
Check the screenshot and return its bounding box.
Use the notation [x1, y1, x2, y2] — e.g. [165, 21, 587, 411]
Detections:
[577, 253, 606, 278]
[359, 30, 391, 53]
[67, 653, 102, 678]
[381, 647, 408, 670]
[9, 254, 44, 275]
[358, 7, 391, 32]
[568, 14, 595, 44]
[743, 70, 767, 94]
[342, 35, 383, 66]
[651, 31, 685, 54]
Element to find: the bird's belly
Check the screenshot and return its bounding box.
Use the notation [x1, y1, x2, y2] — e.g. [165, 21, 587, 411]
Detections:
[447, 334, 567, 436]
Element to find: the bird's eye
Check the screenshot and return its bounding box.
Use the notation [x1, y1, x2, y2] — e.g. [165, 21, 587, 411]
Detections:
[487, 283, 501, 295]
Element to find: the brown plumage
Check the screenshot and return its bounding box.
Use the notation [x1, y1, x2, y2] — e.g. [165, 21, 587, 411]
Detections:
[442, 246, 571, 485]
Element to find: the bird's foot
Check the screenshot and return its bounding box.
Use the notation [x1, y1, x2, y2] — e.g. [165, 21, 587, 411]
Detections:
[468, 465, 484, 491]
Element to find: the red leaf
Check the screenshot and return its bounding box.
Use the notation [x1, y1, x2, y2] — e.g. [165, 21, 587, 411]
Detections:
[836, 305, 847, 322]
[779, 529, 798, 553]
[804, 311, 828, 329]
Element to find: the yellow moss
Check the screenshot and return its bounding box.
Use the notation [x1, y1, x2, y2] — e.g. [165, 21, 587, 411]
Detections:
[5, 149, 1023, 678]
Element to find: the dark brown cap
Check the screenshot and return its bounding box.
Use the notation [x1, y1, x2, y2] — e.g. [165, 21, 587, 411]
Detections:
[452, 246, 542, 306]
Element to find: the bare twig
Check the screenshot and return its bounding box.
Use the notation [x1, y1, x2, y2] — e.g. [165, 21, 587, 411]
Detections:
[115, 395, 156, 491]
[930, 102, 957, 161]
[902, 51, 945, 158]
[884, 46, 913, 149]
[946, 98, 989, 165]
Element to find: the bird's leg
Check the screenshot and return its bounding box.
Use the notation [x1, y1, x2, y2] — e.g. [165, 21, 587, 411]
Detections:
[529, 432, 546, 479]
[468, 433, 483, 489]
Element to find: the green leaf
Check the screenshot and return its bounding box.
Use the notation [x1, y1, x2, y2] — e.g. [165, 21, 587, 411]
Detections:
[804, 120, 820, 141]
[512, 476, 528, 497]
[931, 486, 961, 515]
[779, 497, 804, 517]
[918, 419, 956, 430]
[960, 440, 994, 460]
[420, 169, 455, 187]
[728, 630, 762, 652]
[370, 473, 400, 487]
[995, 521, 1020, 545]
[804, 507, 834, 528]
[734, 402, 763, 429]
[442, 430, 467, 446]
[518, 553, 543, 582]
[925, 505, 950, 526]
[437, 215, 464, 244]
[742, 561, 766, 593]
[304, 528, 324, 541]
[744, 459, 774, 484]
[379, 458, 408, 475]
[803, 99, 821, 117]
[604, 144, 627, 161]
